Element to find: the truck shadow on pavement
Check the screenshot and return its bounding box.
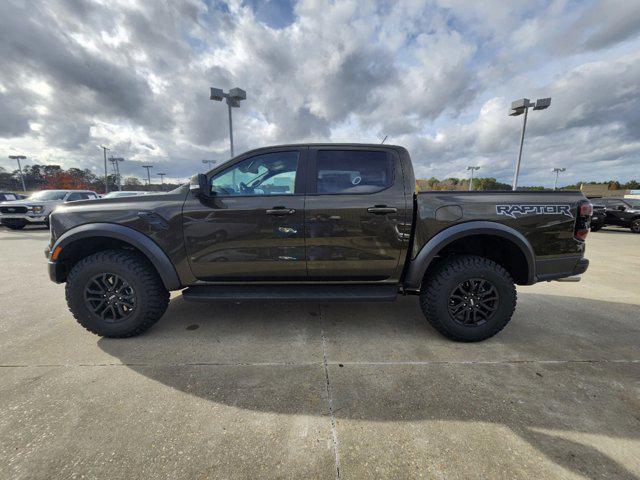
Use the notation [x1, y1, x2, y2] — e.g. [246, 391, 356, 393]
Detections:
[98, 293, 640, 479]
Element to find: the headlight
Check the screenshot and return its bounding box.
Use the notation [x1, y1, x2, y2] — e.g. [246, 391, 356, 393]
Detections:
[32, 205, 45, 214]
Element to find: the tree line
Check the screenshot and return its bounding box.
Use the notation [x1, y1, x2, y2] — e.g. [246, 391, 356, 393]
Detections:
[0, 165, 183, 192]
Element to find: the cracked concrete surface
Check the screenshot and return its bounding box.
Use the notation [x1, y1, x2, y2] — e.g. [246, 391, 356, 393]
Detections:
[0, 226, 639, 479]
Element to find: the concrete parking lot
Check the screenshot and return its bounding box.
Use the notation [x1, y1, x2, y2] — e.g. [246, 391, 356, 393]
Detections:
[0, 226, 638, 479]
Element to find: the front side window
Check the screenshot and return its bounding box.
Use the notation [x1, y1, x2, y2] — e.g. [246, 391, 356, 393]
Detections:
[316, 150, 392, 194]
[210, 151, 299, 196]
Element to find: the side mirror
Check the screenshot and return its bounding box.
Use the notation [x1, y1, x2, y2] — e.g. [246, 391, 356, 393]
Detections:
[189, 173, 212, 198]
[618, 205, 626, 211]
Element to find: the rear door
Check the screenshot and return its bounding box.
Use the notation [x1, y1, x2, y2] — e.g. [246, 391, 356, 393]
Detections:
[304, 147, 407, 281]
[183, 148, 307, 281]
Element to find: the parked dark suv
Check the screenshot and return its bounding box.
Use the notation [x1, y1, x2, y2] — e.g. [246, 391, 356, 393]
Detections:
[594, 198, 640, 233]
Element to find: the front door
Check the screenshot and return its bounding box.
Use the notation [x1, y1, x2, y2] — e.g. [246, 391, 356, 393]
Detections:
[183, 149, 307, 281]
[304, 148, 408, 281]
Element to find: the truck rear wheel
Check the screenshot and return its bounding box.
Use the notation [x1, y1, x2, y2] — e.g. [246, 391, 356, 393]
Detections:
[65, 250, 169, 337]
[419, 255, 517, 342]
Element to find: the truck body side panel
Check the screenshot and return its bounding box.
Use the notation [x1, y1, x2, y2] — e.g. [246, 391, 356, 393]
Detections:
[403, 191, 587, 287]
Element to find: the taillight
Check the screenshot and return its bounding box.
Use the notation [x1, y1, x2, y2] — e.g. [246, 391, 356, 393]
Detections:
[574, 201, 593, 241]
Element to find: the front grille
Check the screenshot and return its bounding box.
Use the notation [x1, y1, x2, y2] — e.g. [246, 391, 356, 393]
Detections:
[0, 206, 28, 214]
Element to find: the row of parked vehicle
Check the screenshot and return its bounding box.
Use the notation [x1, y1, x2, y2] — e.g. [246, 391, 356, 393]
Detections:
[589, 197, 640, 234]
[0, 189, 155, 230]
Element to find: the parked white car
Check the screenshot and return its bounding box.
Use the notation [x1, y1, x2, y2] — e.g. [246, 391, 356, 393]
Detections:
[0, 190, 99, 230]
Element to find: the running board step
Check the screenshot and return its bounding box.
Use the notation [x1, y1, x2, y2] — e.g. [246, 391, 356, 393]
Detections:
[182, 284, 398, 302]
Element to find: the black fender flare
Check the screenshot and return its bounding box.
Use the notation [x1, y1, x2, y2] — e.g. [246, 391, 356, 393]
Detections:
[51, 223, 182, 290]
[403, 221, 536, 290]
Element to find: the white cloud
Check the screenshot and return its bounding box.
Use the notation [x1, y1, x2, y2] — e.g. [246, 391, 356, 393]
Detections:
[0, 0, 639, 186]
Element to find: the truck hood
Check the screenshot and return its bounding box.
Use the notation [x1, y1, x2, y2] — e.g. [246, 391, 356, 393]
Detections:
[0, 199, 59, 206]
[49, 186, 189, 240]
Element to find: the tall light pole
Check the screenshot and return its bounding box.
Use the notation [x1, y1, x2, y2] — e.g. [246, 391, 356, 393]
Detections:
[109, 157, 124, 191]
[467, 166, 480, 191]
[552, 167, 566, 191]
[509, 97, 551, 190]
[8, 155, 27, 192]
[210, 87, 246, 158]
[100, 145, 110, 194]
[141, 165, 153, 188]
[157, 172, 166, 190]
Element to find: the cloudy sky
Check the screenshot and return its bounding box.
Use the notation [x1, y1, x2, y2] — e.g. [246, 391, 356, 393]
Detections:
[1, 0, 639, 186]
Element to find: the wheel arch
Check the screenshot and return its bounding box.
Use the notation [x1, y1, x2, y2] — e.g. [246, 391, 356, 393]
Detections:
[50, 223, 182, 290]
[404, 221, 536, 290]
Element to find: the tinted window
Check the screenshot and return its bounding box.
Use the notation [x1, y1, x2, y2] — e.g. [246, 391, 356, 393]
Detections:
[210, 151, 299, 196]
[316, 150, 392, 194]
[67, 193, 82, 201]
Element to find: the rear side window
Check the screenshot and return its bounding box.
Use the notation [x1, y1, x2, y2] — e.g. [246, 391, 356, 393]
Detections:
[316, 150, 392, 194]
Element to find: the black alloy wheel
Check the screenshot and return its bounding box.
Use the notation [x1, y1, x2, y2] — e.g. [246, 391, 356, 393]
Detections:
[84, 273, 136, 322]
[447, 278, 499, 327]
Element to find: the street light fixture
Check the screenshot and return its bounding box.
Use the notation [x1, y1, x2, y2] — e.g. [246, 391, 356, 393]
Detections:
[141, 165, 153, 188]
[157, 172, 166, 191]
[509, 97, 551, 190]
[210, 86, 246, 158]
[8, 155, 27, 192]
[467, 166, 480, 191]
[552, 167, 566, 191]
[109, 157, 124, 191]
[202, 159, 217, 170]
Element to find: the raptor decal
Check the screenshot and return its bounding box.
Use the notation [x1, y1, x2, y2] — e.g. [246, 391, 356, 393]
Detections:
[496, 204, 573, 219]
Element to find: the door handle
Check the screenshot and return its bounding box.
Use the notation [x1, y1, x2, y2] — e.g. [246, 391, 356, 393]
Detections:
[367, 206, 397, 215]
[266, 207, 296, 216]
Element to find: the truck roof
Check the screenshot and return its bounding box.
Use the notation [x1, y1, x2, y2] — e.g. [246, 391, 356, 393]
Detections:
[240, 143, 407, 153]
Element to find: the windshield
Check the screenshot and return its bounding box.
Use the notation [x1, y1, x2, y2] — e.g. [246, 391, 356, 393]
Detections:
[28, 191, 67, 201]
[625, 199, 640, 208]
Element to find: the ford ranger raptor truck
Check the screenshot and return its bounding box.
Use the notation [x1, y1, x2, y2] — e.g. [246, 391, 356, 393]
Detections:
[46, 144, 591, 342]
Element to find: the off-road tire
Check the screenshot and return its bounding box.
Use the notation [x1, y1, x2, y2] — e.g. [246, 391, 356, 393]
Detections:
[419, 255, 517, 342]
[65, 249, 169, 337]
[590, 223, 602, 232]
[631, 219, 640, 234]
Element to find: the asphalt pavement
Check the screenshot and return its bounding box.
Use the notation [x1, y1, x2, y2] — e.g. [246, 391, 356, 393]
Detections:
[0, 225, 638, 479]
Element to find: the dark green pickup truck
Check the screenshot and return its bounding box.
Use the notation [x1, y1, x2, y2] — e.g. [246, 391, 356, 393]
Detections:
[46, 144, 591, 341]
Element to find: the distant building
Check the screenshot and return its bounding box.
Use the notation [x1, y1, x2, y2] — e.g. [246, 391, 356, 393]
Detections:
[580, 183, 629, 198]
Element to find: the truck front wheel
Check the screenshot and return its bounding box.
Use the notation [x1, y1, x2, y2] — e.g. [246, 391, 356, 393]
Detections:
[65, 250, 170, 337]
[419, 255, 517, 342]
